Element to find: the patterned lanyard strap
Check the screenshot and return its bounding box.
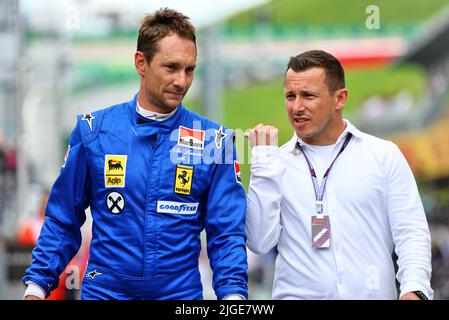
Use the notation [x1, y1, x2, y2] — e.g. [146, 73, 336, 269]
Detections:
[296, 133, 353, 216]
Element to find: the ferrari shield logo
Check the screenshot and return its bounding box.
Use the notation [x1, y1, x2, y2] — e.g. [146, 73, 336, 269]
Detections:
[105, 155, 127, 188]
[174, 164, 194, 195]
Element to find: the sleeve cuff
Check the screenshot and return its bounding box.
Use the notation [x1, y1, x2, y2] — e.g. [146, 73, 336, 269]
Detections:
[251, 146, 280, 165]
[24, 281, 46, 300]
[216, 285, 248, 300]
[223, 294, 246, 300]
[400, 281, 434, 300]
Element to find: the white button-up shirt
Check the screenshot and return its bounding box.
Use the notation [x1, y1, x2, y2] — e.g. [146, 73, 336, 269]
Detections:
[246, 120, 433, 300]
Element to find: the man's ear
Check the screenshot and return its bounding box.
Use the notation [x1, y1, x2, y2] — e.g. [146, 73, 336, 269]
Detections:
[135, 51, 146, 78]
[335, 88, 348, 111]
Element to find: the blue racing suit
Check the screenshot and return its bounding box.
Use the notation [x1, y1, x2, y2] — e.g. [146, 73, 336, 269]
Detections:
[22, 94, 248, 300]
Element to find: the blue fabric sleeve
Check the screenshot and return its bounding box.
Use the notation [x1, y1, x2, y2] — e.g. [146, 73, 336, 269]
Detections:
[204, 130, 248, 300]
[22, 120, 91, 296]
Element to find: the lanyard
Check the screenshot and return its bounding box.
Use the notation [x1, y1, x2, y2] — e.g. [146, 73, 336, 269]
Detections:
[296, 133, 352, 216]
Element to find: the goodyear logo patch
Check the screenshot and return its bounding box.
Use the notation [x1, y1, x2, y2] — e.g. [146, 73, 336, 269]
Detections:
[105, 155, 127, 188]
[174, 164, 193, 195]
[157, 201, 198, 215]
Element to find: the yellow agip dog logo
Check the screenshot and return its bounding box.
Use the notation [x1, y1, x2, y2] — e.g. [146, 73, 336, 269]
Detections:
[105, 155, 127, 188]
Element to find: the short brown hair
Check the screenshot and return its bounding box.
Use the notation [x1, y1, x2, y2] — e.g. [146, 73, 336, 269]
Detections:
[286, 50, 345, 92]
[137, 8, 196, 63]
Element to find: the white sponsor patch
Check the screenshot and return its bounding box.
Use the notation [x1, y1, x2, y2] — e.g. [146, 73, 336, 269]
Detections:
[157, 201, 199, 215]
[178, 126, 205, 150]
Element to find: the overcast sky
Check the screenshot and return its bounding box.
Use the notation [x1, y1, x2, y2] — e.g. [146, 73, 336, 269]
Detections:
[21, 0, 268, 29]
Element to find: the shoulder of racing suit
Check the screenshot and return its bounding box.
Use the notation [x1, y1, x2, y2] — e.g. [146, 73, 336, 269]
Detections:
[183, 108, 237, 148]
[75, 101, 128, 146]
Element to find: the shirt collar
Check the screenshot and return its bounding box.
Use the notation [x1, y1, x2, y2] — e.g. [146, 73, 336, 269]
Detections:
[136, 100, 177, 121]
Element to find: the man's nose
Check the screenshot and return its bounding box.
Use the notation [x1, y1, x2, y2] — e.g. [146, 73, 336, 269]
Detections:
[292, 96, 306, 113]
[173, 72, 188, 90]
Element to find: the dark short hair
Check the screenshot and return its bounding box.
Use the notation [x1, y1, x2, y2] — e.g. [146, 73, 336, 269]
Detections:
[286, 50, 345, 92]
[137, 8, 196, 63]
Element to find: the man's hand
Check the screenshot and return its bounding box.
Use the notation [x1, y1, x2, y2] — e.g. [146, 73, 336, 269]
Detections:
[399, 292, 421, 300]
[24, 295, 42, 300]
[244, 124, 278, 148]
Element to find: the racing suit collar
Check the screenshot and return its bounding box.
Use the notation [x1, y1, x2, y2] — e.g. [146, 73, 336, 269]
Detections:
[128, 93, 186, 136]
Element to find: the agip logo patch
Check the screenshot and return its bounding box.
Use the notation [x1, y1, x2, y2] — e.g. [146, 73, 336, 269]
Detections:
[104, 155, 127, 188]
[174, 164, 194, 195]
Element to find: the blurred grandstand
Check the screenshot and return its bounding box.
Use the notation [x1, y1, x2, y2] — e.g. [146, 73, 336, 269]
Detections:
[1, 0, 449, 299]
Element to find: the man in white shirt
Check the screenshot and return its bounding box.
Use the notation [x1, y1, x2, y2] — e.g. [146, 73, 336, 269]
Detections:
[245, 50, 433, 300]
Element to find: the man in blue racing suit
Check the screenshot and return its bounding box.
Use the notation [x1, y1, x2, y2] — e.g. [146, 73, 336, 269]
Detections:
[23, 8, 248, 300]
